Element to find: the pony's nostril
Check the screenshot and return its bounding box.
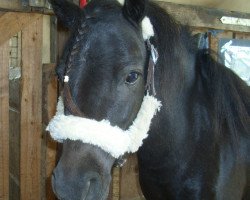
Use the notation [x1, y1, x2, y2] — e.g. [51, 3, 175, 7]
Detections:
[81, 173, 102, 200]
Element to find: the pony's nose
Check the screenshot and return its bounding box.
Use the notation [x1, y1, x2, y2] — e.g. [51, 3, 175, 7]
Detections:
[52, 169, 102, 200]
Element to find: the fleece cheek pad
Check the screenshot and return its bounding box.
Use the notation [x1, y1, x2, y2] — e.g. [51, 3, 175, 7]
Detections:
[46, 94, 161, 158]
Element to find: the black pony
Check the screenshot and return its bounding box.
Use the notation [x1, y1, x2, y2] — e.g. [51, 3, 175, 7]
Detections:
[49, 0, 250, 199]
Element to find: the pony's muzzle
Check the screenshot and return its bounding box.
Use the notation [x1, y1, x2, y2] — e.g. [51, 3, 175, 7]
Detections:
[52, 169, 102, 200]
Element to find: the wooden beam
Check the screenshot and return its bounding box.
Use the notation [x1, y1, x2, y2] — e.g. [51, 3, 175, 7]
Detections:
[0, 1, 249, 33]
[42, 64, 58, 200]
[107, 167, 121, 200]
[112, 168, 121, 200]
[0, 12, 42, 46]
[155, 0, 250, 14]
[157, 1, 250, 32]
[20, 15, 43, 200]
[0, 41, 10, 200]
[0, 0, 52, 14]
[0, 0, 21, 10]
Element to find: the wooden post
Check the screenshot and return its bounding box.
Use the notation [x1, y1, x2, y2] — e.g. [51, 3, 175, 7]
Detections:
[0, 12, 42, 46]
[42, 64, 58, 200]
[0, 41, 10, 200]
[0, 0, 21, 11]
[20, 15, 43, 200]
[112, 168, 121, 200]
[120, 154, 145, 200]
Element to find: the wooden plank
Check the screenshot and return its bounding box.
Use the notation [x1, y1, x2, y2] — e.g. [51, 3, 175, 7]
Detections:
[155, 0, 250, 14]
[0, 41, 10, 200]
[108, 167, 121, 200]
[0, 0, 53, 14]
[209, 31, 233, 58]
[9, 78, 21, 200]
[20, 15, 43, 200]
[42, 15, 51, 64]
[111, 168, 120, 200]
[0, 0, 21, 10]
[0, 12, 5, 18]
[0, 12, 42, 46]
[235, 32, 250, 40]
[57, 25, 71, 59]
[42, 64, 58, 200]
[120, 154, 145, 200]
[157, 2, 250, 33]
[50, 16, 57, 63]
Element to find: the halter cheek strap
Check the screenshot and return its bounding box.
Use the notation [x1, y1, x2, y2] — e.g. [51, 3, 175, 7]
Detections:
[63, 82, 85, 117]
[145, 40, 159, 96]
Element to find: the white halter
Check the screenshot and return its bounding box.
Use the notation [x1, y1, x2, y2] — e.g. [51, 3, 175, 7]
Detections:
[47, 95, 161, 158]
[46, 5, 161, 159]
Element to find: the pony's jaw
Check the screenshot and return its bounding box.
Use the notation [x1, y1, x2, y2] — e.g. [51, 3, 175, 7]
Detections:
[52, 141, 115, 200]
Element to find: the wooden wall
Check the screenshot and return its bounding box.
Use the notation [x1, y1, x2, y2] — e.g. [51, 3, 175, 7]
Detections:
[1, 0, 250, 15]
[0, 0, 21, 10]
[0, 13, 58, 200]
[1, 0, 250, 14]
[0, 37, 10, 200]
[156, 0, 250, 14]
[0, 0, 51, 13]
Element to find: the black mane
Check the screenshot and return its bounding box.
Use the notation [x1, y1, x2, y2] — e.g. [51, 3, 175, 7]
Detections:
[197, 50, 250, 145]
[147, 2, 250, 148]
[137, 4, 250, 199]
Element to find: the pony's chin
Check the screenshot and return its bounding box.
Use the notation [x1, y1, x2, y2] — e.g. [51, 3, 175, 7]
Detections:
[52, 169, 112, 200]
[53, 179, 110, 200]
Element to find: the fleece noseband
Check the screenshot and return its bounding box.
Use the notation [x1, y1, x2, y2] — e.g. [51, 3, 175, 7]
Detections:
[46, 12, 161, 160]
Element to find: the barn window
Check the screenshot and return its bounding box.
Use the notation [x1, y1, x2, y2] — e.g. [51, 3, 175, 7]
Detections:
[219, 39, 250, 85]
[9, 33, 21, 80]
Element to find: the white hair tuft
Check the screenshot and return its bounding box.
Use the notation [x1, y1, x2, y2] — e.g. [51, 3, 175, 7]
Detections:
[117, 0, 125, 5]
[141, 17, 155, 40]
[116, 0, 155, 40]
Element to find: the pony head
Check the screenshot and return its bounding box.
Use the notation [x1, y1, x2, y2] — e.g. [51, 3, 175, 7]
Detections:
[48, 0, 161, 199]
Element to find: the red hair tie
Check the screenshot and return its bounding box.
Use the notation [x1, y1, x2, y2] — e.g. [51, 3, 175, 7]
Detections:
[80, 0, 87, 8]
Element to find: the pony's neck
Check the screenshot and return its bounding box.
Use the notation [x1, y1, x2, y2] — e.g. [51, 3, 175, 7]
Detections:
[148, 2, 197, 99]
[143, 3, 203, 153]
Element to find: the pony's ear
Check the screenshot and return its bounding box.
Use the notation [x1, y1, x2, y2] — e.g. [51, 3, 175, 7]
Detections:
[50, 0, 81, 29]
[122, 0, 148, 24]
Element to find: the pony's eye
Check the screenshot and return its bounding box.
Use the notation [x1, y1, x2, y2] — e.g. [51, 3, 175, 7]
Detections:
[125, 71, 140, 85]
